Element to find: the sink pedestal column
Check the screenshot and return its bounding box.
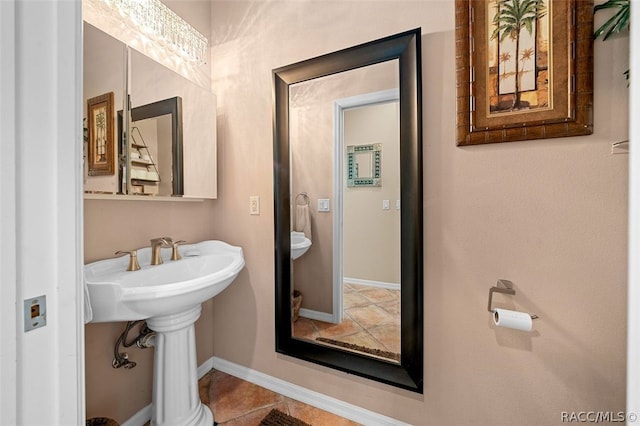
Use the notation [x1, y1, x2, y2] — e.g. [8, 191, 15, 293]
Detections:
[146, 305, 212, 426]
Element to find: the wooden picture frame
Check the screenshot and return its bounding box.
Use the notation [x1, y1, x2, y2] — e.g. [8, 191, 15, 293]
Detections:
[455, 0, 593, 146]
[87, 92, 115, 175]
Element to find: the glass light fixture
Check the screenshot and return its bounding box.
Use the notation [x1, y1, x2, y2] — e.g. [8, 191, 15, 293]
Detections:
[97, 0, 208, 65]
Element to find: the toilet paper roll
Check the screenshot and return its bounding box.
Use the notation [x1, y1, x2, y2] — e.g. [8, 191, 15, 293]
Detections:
[492, 308, 532, 331]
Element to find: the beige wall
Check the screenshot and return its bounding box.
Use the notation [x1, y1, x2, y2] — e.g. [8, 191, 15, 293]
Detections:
[208, 1, 629, 425]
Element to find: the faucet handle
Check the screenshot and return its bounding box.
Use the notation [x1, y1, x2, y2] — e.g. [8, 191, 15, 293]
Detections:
[171, 240, 187, 261]
[115, 250, 141, 271]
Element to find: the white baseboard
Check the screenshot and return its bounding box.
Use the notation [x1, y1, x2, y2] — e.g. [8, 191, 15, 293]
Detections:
[197, 357, 215, 378]
[298, 308, 335, 323]
[120, 358, 216, 426]
[344, 277, 400, 290]
[122, 355, 409, 426]
[211, 357, 410, 426]
[121, 405, 151, 426]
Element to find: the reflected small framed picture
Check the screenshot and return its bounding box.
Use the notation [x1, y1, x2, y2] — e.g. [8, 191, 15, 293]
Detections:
[455, 0, 594, 145]
[87, 92, 115, 176]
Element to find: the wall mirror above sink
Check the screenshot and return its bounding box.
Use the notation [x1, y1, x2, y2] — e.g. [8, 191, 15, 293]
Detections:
[273, 29, 423, 392]
[82, 20, 217, 200]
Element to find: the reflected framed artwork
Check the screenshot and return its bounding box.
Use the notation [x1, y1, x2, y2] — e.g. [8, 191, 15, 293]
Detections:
[347, 143, 382, 187]
[87, 92, 115, 176]
[455, 0, 593, 145]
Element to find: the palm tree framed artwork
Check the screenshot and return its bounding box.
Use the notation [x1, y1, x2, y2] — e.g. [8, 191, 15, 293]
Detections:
[87, 92, 115, 176]
[455, 0, 594, 145]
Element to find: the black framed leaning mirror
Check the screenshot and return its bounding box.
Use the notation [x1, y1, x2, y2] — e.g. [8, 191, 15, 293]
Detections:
[118, 97, 184, 196]
[273, 28, 423, 392]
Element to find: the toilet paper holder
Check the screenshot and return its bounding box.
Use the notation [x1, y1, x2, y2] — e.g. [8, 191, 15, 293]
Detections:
[488, 279, 539, 319]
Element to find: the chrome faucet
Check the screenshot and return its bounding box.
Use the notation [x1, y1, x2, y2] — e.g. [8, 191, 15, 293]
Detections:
[150, 237, 173, 265]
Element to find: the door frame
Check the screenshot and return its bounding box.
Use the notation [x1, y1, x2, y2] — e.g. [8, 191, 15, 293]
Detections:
[0, 1, 85, 423]
[628, 0, 640, 415]
[332, 89, 399, 324]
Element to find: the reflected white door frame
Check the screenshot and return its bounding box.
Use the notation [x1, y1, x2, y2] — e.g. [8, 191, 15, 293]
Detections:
[332, 89, 399, 324]
[628, 0, 640, 416]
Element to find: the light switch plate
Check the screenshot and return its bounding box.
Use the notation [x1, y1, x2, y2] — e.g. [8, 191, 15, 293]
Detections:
[317, 199, 330, 212]
[24, 295, 46, 332]
[249, 196, 260, 215]
[382, 200, 390, 210]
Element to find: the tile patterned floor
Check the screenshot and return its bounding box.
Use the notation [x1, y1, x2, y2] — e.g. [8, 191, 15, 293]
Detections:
[292, 283, 400, 360]
[198, 369, 360, 425]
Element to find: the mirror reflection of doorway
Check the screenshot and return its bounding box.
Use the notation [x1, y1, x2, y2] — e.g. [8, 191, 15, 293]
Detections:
[339, 95, 401, 361]
[291, 89, 401, 363]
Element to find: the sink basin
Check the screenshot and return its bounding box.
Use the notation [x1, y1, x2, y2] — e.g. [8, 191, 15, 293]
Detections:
[84, 240, 244, 426]
[291, 231, 311, 260]
[85, 240, 244, 322]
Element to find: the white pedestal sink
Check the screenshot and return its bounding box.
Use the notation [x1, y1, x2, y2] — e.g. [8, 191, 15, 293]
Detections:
[85, 240, 245, 426]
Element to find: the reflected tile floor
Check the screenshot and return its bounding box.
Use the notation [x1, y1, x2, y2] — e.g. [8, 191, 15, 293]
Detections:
[293, 283, 400, 358]
[198, 369, 360, 425]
